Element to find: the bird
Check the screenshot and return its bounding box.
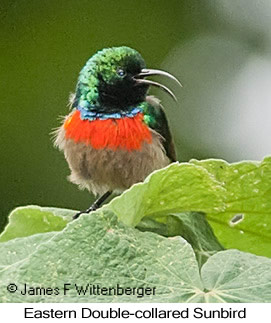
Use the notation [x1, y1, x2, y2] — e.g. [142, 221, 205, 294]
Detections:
[54, 46, 182, 219]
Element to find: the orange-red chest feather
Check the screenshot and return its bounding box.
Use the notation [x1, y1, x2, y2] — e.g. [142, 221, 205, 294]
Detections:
[64, 110, 152, 151]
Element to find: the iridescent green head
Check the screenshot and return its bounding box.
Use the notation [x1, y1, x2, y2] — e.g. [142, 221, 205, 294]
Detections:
[73, 46, 148, 111]
[72, 46, 182, 118]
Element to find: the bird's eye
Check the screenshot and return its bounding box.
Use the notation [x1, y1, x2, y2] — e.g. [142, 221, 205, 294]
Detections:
[117, 68, 126, 77]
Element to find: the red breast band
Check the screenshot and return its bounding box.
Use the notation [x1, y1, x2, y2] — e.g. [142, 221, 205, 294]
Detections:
[64, 110, 152, 151]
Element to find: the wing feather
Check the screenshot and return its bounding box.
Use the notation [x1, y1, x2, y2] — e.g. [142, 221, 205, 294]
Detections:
[144, 96, 177, 162]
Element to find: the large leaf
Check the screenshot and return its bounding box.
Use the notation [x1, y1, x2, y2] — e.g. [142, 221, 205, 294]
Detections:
[2, 157, 270, 257]
[1, 207, 223, 268]
[0, 210, 202, 302]
[0, 206, 74, 242]
[201, 250, 271, 303]
[190, 158, 271, 257]
[105, 157, 271, 257]
[0, 210, 270, 303]
[137, 212, 224, 267]
[105, 162, 226, 225]
[0, 232, 55, 270]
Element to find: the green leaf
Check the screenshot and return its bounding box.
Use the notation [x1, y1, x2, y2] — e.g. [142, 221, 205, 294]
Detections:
[1, 210, 271, 303]
[0, 210, 203, 302]
[0, 232, 55, 270]
[105, 157, 271, 257]
[189, 158, 271, 257]
[0, 206, 74, 242]
[137, 212, 224, 267]
[105, 162, 226, 226]
[201, 250, 271, 303]
[0, 232, 57, 296]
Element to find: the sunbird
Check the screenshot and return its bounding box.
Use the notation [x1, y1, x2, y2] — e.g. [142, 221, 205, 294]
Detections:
[54, 46, 181, 219]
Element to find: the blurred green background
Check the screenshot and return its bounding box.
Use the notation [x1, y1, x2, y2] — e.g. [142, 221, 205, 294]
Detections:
[1, 0, 271, 231]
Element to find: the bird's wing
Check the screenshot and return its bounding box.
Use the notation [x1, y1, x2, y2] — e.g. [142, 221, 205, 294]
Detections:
[144, 96, 177, 162]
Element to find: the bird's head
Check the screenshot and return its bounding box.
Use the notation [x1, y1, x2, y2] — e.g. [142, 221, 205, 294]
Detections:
[73, 46, 181, 114]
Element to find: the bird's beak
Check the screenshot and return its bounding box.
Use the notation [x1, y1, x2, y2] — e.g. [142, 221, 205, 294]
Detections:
[134, 68, 182, 102]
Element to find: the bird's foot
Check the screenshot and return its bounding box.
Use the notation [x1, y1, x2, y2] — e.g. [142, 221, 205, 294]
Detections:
[73, 204, 98, 220]
[72, 191, 112, 220]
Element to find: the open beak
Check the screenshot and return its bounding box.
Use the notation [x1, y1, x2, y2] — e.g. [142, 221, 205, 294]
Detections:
[134, 68, 182, 102]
